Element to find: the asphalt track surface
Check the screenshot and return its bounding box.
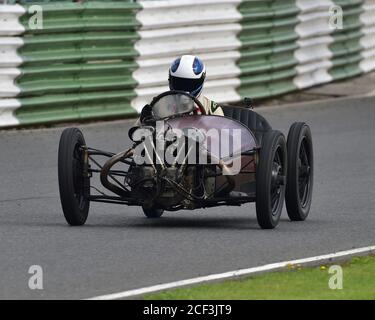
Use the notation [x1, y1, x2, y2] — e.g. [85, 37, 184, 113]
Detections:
[0, 96, 374, 299]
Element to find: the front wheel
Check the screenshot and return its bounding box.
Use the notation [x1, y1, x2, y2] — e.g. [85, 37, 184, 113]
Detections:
[256, 130, 287, 229]
[285, 122, 313, 221]
[58, 128, 90, 226]
[143, 207, 164, 219]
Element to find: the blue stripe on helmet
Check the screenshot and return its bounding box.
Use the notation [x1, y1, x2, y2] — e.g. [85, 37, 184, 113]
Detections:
[170, 58, 181, 73]
[193, 58, 204, 75]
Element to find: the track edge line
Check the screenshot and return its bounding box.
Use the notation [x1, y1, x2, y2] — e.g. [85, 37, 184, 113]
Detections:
[86, 245, 375, 300]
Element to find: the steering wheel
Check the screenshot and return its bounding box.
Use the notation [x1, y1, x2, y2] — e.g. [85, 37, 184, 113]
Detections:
[150, 90, 206, 116]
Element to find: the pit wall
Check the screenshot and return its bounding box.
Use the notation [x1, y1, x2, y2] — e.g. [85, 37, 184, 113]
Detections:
[0, 0, 374, 127]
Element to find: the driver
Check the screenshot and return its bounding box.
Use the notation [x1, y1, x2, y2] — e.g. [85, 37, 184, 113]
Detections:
[137, 55, 223, 125]
[168, 55, 224, 116]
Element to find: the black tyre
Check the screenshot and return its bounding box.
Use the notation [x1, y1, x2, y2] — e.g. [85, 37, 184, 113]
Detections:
[58, 128, 90, 226]
[256, 131, 287, 229]
[286, 122, 313, 221]
[142, 207, 164, 219]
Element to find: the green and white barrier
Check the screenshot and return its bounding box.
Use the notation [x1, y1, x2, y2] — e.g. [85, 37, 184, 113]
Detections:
[0, 0, 374, 128]
[132, 0, 242, 112]
[361, 0, 375, 72]
[1, 1, 140, 126]
[0, 4, 24, 126]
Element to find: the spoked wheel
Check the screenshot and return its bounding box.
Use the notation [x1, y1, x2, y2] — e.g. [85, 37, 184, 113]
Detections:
[256, 130, 287, 229]
[58, 128, 90, 226]
[142, 207, 164, 219]
[286, 122, 313, 221]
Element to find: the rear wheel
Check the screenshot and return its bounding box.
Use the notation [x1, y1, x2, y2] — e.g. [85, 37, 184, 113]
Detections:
[58, 128, 90, 226]
[256, 131, 287, 229]
[286, 122, 313, 221]
[142, 207, 164, 219]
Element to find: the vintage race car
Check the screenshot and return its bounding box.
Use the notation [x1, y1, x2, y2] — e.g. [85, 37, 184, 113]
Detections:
[58, 91, 313, 229]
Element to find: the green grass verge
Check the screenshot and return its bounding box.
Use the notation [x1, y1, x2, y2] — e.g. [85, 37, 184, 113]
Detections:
[145, 256, 375, 300]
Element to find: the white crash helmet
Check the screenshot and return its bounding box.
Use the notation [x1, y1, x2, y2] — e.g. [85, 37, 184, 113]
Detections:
[168, 55, 206, 97]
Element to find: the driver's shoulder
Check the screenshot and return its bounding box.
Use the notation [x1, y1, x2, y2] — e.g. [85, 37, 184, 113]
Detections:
[197, 95, 210, 108]
[198, 95, 222, 115]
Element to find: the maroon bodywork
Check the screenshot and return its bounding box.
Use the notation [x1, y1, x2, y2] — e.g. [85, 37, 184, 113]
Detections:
[167, 115, 259, 196]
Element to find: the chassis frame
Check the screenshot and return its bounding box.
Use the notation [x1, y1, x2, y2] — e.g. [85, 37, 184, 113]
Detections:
[84, 146, 258, 211]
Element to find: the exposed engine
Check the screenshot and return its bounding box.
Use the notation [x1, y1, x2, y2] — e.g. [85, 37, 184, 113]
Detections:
[127, 165, 216, 210]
